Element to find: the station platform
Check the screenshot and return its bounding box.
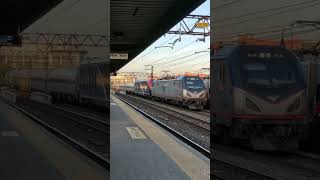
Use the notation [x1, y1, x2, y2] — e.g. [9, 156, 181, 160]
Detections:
[110, 94, 210, 180]
[0, 99, 108, 180]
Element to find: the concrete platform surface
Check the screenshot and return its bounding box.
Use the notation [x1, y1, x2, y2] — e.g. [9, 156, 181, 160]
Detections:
[110, 94, 210, 180]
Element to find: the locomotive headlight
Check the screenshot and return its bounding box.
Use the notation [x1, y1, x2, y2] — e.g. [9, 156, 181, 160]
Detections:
[287, 98, 300, 112]
[246, 98, 261, 112]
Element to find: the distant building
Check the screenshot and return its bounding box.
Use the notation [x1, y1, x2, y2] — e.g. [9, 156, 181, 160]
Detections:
[111, 75, 136, 90]
[0, 44, 87, 70]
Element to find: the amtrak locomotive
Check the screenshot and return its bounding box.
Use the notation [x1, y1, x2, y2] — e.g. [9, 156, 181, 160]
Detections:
[152, 76, 207, 110]
[211, 44, 310, 151]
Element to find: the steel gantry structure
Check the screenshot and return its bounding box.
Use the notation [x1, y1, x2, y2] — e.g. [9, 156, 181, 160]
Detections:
[167, 15, 210, 36]
[22, 33, 109, 47]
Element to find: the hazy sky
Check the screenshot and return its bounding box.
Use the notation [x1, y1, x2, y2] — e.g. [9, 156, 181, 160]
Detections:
[212, 0, 320, 43]
[119, 0, 210, 75]
[24, 0, 108, 58]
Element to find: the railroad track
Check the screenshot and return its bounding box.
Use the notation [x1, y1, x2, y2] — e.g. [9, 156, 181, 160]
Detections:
[19, 100, 109, 134]
[127, 94, 210, 121]
[121, 94, 210, 131]
[52, 104, 109, 133]
[1, 97, 109, 169]
[213, 144, 320, 180]
[59, 103, 108, 121]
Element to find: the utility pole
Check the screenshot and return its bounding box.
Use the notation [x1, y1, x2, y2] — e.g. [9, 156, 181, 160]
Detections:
[145, 65, 153, 81]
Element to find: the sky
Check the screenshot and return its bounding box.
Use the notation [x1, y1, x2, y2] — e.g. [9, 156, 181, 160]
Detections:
[119, 0, 210, 76]
[24, 0, 108, 58]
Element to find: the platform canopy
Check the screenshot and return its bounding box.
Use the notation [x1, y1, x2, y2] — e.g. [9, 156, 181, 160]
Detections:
[0, 0, 63, 35]
[110, 0, 206, 73]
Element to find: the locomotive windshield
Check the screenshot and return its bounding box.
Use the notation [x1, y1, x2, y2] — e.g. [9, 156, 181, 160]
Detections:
[243, 61, 297, 88]
[184, 76, 204, 91]
[240, 47, 304, 91]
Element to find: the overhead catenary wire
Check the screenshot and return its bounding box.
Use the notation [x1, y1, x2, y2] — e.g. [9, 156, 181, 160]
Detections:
[148, 38, 208, 73]
[213, 24, 309, 41]
[213, 8, 320, 41]
[167, 59, 209, 71]
[147, 39, 198, 65]
[212, 4, 320, 42]
[214, 0, 319, 23]
[125, 35, 180, 68]
[153, 54, 208, 72]
[147, 34, 178, 55]
[172, 62, 210, 72]
[131, 21, 188, 65]
[159, 52, 209, 68]
[154, 49, 210, 67]
[168, 63, 210, 73]
[214, 0, 320, 28]
[153, 53, 198, 67]
[259, 27, 320, 40]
